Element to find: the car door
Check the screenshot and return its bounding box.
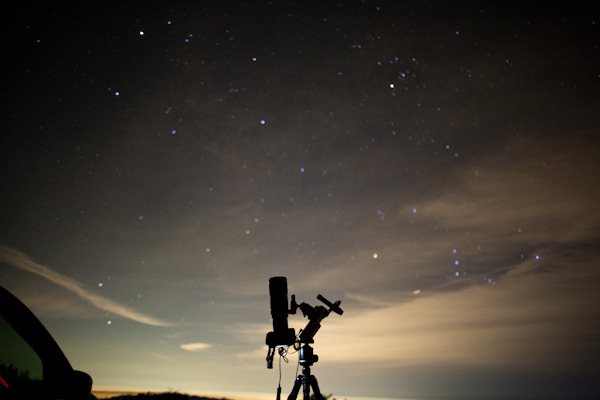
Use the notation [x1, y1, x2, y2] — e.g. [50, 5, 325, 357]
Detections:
[0, 286, 96, 399]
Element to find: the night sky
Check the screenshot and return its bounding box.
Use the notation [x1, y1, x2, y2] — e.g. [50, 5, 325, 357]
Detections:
[1, 2, 599, 399]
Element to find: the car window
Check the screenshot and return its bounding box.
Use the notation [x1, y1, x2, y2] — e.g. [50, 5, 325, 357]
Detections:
[0, 317, 43, 386]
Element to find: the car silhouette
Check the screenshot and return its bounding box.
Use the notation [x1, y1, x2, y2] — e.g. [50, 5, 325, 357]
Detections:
[0, 285, 97, 399]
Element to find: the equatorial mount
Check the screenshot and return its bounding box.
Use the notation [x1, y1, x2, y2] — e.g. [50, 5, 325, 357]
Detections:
[293, 294, 343, 344]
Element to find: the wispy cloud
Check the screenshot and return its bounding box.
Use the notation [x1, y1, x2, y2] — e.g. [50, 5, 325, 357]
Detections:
[0, 245, 172, 327]
[364, 263, 593, 368]
[180, 342, 212, 352]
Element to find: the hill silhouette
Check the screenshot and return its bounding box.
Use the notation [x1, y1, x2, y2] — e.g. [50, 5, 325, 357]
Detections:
[104, 392, 230, 400]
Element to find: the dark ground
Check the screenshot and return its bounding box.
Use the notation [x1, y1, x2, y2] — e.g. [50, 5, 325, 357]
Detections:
[104, 392, 230, 400]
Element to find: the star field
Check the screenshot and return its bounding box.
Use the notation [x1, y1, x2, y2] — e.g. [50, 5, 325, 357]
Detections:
[1, 2, 600, 399]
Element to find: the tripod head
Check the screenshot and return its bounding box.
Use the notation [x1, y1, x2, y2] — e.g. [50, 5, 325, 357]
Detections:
[265, 277, 343, 368]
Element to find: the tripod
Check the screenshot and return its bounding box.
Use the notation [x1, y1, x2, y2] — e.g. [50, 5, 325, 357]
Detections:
[287, 343, 325, 400]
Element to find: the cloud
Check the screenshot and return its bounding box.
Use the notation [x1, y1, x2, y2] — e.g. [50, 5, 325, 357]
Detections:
[180, 342, 213, 352]
[313, 254, 599, 372]
[0, 245, 173, 327]
[415, 139, 600, 240]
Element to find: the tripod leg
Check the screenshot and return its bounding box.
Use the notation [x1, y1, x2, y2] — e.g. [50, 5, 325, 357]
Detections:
[287, 375, 302, 400]
[309, 375, 325, 400]
[302, 374, 310, 400]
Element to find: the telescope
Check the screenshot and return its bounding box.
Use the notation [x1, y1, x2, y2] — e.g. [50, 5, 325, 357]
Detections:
[265, 276, 343, 400]
[265, 276, 297, 366]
